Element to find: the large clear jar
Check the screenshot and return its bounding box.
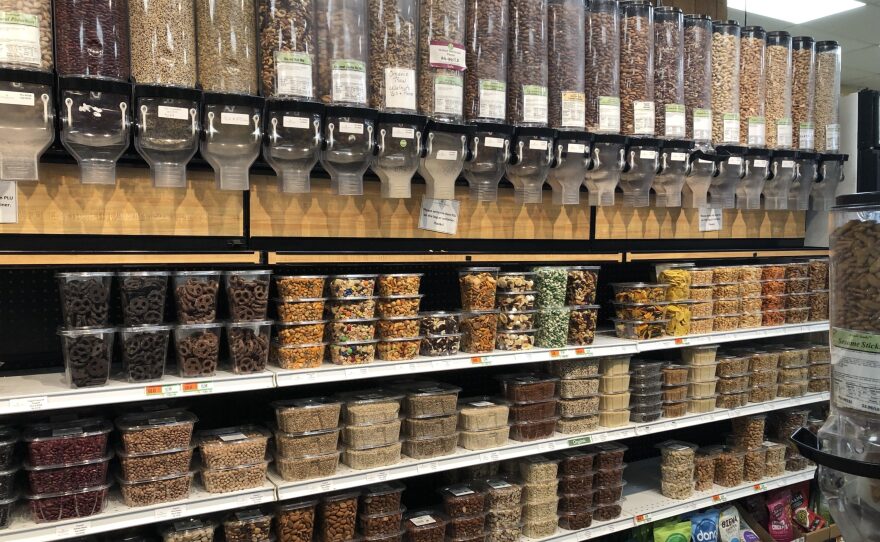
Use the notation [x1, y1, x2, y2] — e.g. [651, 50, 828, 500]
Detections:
[817, 192, 880, 541]
[815, 40, 841, 152]
[653, 6, 683, 139]
[129, 0, 197, 87]
[548, 0, 585, 129]
[317, 0, 369, 106]
[711, 21, 740, 145]
[507, 0, 548, 127]
[585, 0, 620, 133]
[54, 0, 131, 80]
[258, 0, 317, 100]
[792, 36, 816, 150]
[739, 26, 766, 147]
[0, 0, 53, 70]
[764, 31, 792, 149]
[369, 0, 417, 112]
[464, 0, 508, 122]
[418, 0, 466, 121]
[619, 0, 654, 136]
[683, 14, 711, 144]
[196, 0, 259, 94]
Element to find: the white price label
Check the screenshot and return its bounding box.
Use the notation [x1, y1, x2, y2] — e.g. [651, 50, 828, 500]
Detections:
[484, 136, 504, 149]
[158, 105, 190, 120]
[664, 103, 685, 137]
[639, 149, 657, 160]
[728, 156, 742, 165]
[429, 40, 466, 70]
[155, 505, 187, 520]
[55, 522, 91, 537]
[693, 109, 712, 141]
[9, 395, 47, 411]
[567, 143, 586, 154]
[754, 159, 769, 168]
[826, 123, 840, 151]
[436, 150, 458, 161]
[670, 152, 687, 162]
[221, 112, 250, 126]
[748, 117, 766, 146]
[478, 79, 506, 120]
[633, 101, 655, 135]
[776, 119, 793, 148]
[522, 85, 548, 125]
[529, 139, 549, 150]
[0, 90, 33, 106]
[723, 113, 740, 143]
[561, 91, 585, 128]
[782, 160, 795, 169]
[434, 75, 463, 116]
[339, 121, 363, 134]
[283, 116, 311, 129]
[799, 123, 815, 149]
[410, 515, 437, 526]
[0, 12, 41, 67]
[218, 432, 248, 442]
[384, 67, 416, 111]
[392, 126, 414, 139]
[331, 59, 367, 104]
[598, 96, 620, 133]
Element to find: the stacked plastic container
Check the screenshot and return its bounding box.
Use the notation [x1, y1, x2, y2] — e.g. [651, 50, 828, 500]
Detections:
[325, 274, 379, 365]
[547, 358, 600, 434]
[555, 449, 596, 531]
[656, 264, 694, 337]
[566, 267, 601, 346]
[494, 271, 537, 352]
[56, 272, 116, 389]
[225, 270, 273, 374]
[769, 408, 812, 472]
[272, 397, 342, 479]
[518, 456, 560, 538]
[419, 311, 463, 357]
[0, 428, 17, 528]
[376, 274, 424, 362]
[729, 415, 767, 482]
[399, 382, 462, 459]
[776, 342, 810, 399]
[114, 410, 198, 506]
[171, 270, 223, 378]
[657, 440, 697, 499]
[118, 271, 173, 382]
[439, 483, 488, 542]
[630, 361, 663, 423]
[339, 391, 403, 470]
[597, 355, 632, 427]
[783, 261, 811, 325]
[533, 266, 569, 349]
[808, 343, 831, 394]
[481, 477, 523, 542]
[685, 267, 714, 334]
[459, 267, 500, 354]
[195, 424, 271, 493]
[499, 374, 559, 441]
[610, 283, 670, 340]
[808, 258, 829, 323]
[659, 364, 688, 418]
[457, 397, 511, 451]
[713, 350, 750, 410]
[591, 442, 626, 521]
[21, 418, 113, 522]
[744, 346, 780, 404]
[271, 275, 328, 370]
[359, 482, 407, 542]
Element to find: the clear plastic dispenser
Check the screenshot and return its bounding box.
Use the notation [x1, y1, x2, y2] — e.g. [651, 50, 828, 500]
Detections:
[462, 123, 513, 202]
[59, 76, 132, 185]
[684, 149, 717, 208]
[708, 145, 745, 209]
[548, 131, 591, 205]
[418, 121, 473, 201]
[736, 148, 771, 209]
[763, 149, 797, 210]
[506, 127, 556, 204]
[586, 134, 627, 206]
[654, 140, 693, 208]
[321, 105, 378, 196]
[372, 113, 426, 199]
[133, 85, 201, 188]
[201, 93, 264, 191]
[620, 137, 661, 207]
[0, 68, 54, 181]
[812, 153, 848, 211]
[789, 150, 819, 211]
[263, 99, 324, 193]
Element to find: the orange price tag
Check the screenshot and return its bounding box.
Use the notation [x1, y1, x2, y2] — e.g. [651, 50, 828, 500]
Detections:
[182, 383, 198, 392]
[575, 348, 586, 355]
[712, 494, 727, 503]
[145, 386, 163, 395]
[470, 357, 484, 364]
[550, 350, 561, 358]
[675, 338, 684, 345]
[634, 514, 652, 525]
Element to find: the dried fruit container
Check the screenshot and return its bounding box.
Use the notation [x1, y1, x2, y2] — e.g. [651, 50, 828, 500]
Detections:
[25, 482, 111, 522]
[24, 418, 112, 467]
[509, 418, 558, 441]
[24, 453, 111, 494]
[497, 374, 559, 403]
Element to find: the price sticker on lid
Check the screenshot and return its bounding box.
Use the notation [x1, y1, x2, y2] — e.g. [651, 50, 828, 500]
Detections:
[410, 515, 437, 526]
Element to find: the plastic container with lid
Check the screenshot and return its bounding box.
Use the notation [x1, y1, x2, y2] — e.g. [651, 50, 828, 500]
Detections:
[619, 0, 654, 136]
[340, 390, 404, 425]
[24, 418, 112, 467]
[0, 428, 18, 470]
[739, 26, 766, 146]
[399, 382, 463, 418]
[54, 0, 130, 80]
[681, 344, 719, 365]
[225, 508, 275, 540]
[815, 40, 841, 152]
[654, 6, 684, 139]
[160, 518, 217, 541]
[765, 31, 793, 149]
[497, 374, 558, 403]
[712, 21, 741, 144]
[460, 309, 497, 352]
[116, 410, 197, 455]
[195, 425, 271, 469]
[129, 0, 196, 86]
[403, 510, 448, 542]
[683, 14, 712, 143]
[273, 397, 342, 433]
[59, 327, 115, 389]
[792, 37, 816, 150]
[458, 397, 510, 430]
[599, 373, 631, 394]
[25, 482, 111, 522]
[118, 469, 195, 506]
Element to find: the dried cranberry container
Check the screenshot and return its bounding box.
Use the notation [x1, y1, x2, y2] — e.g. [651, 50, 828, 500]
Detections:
[23, 418, 112, 467]
[24, 452, 112, 494]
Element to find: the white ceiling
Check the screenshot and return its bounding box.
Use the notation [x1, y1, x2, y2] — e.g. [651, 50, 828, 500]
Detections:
[729, 0, 880, 92]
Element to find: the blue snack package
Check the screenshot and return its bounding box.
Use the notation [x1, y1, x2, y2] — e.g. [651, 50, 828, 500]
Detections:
[689, 509, 720, 542]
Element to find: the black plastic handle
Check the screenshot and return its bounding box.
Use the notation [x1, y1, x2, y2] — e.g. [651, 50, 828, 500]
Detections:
[792, 427, 880, 479]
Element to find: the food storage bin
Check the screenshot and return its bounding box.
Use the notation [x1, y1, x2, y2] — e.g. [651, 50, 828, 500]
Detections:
[495, 329, 536, 351]
[598, 409, 630, 427]
[276, 320, 327, 346]
[686, 363, 717, 381]
[460, 310, 499, 354]
[119, 470, 194, 506]
[438, 484, 486, 518]
[612, 318, 668, 340]
[359, 506, 407, 538]
[54, 0, 130, 79]
[420, 334, 462, 357]
[611, 283, 669, 303]
[117, 445, 194, 483]
[342, 442, 402, 470]
[662, 385, 688, 402]
[712, 21, 741, 144]
[687, 395, 717, 413]
[377, 337, 422, 361]
[764, 31, 793, 149]
[689, 379, 719, 397]
[559, 378, 601, 399]
[662, 400, 687, 418]
[275, 427, 340, 459]
[359, 481, 407, 516]
[459, 268, 500, 311]
[271, 341, 327, 370]
[377, 317, 420, 340]
[399, 382, 462, 417]
[680, 345, 719, 365]
[377, 295, 424, 318]
[497, 309, 538, 333]
[23, 418, 112, 467]
[226, 321, 272, 374]
[510, 400, 553, 425]
[404, 415, 457, 439]
[58, 326, 115, 389]
[705, 445, 746, 487]
[654, 6, 684, 139]
[338, 390, 404, 425]
[273, 397, 342, 433]
[739, 26, 767, 146]
[225, 509, 275, 541]
[57, 272, 114, 328]
[458, 398, 510, 430]
[403, 510, 449, 542]
[498, 374, 558, 402]
[327, 297, 378, 320]
[598, 355, 632, 376]
[558, 474, 594, 495]
[329, 339, 377, 365]
[160, 518, 217, 542]
[683, 14, 712, 141]
[599, 392, 631, 411]
[195, 425, 271, 469]
[202, 459, 270, 493]
[403, 434, 458, 459]
[342, 419, 402, 450]
[459, 426, 510, 450]
[119, 324, 172, 383]
[593, 480, 625, 505]
[509, 418, 557, 441]
[613, 301, 669, 321]
[25, 482, 110, 522]
[22, 454, 105, 495]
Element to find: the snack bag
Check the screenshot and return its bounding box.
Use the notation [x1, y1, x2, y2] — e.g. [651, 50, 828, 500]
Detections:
[739, 528, 760, 542]
[653, 520, 692, 542]
[767, 490, 795, 541]
[718, 506, 741, 542]
[688, 509, 720, 542]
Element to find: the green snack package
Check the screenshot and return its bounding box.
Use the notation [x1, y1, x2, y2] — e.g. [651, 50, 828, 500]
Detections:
[654, 520, 693, 542]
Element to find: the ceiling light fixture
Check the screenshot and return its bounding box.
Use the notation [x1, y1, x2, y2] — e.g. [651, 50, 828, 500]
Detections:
[727, 0, 864, 25]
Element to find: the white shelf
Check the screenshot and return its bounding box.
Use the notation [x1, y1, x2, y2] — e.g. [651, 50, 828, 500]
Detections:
[0, 371, 276, 416]
[3, 392, 828, 542]
[538, 460, 817, 541]
[0, 322, 828, 415]
[2, 483, 277, 542]
[271, 392, 828, 500]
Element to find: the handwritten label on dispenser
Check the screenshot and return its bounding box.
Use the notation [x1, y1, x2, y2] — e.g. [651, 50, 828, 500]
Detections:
[418, 198, 460, 235]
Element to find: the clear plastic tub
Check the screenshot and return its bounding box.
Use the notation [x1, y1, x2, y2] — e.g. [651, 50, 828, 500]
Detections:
[612, 318, 668, 340]
[195, 425, 271, 469]
[24, 418, 112, 467]
[272, 341, 326, 370]
[24, 454, 106, 495]
[226, 320, 272, 374]
[276, 452, 340, 482]
[160, 518, 217, 542]
[403, 433, 458, 459]
[117, 445, 193, 482]
[172, 271, 221, 324]
[343, 442, 402, 469]
[275, 427, 340, 459]
[118, 470, 194, 506]
[225, 509, 275, 542]
[712, 21, 741, 144]
[273, 397, 342, 433]
[25, 482, 110, 522]
[202, 459, 270, 493]
[330, 339, 379, 365]
[509, 418, 557, 441]
[120, 324, 172, 383]
[59, 327, 115, 389]
[403, 510, 448, 542]
[458, 397, 510, 430]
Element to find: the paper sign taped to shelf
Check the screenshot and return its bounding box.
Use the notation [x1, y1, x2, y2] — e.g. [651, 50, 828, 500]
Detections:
[9, 395, 47, 411]
[221, 112, 251, 126]
[418, 198, 460, 235]
[699, 208, 722, 232]
[0, 181, 16, 224]
[155, 504, 187, 519]
[56, 522, 91, 537]
[0, 90, 34, 106]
